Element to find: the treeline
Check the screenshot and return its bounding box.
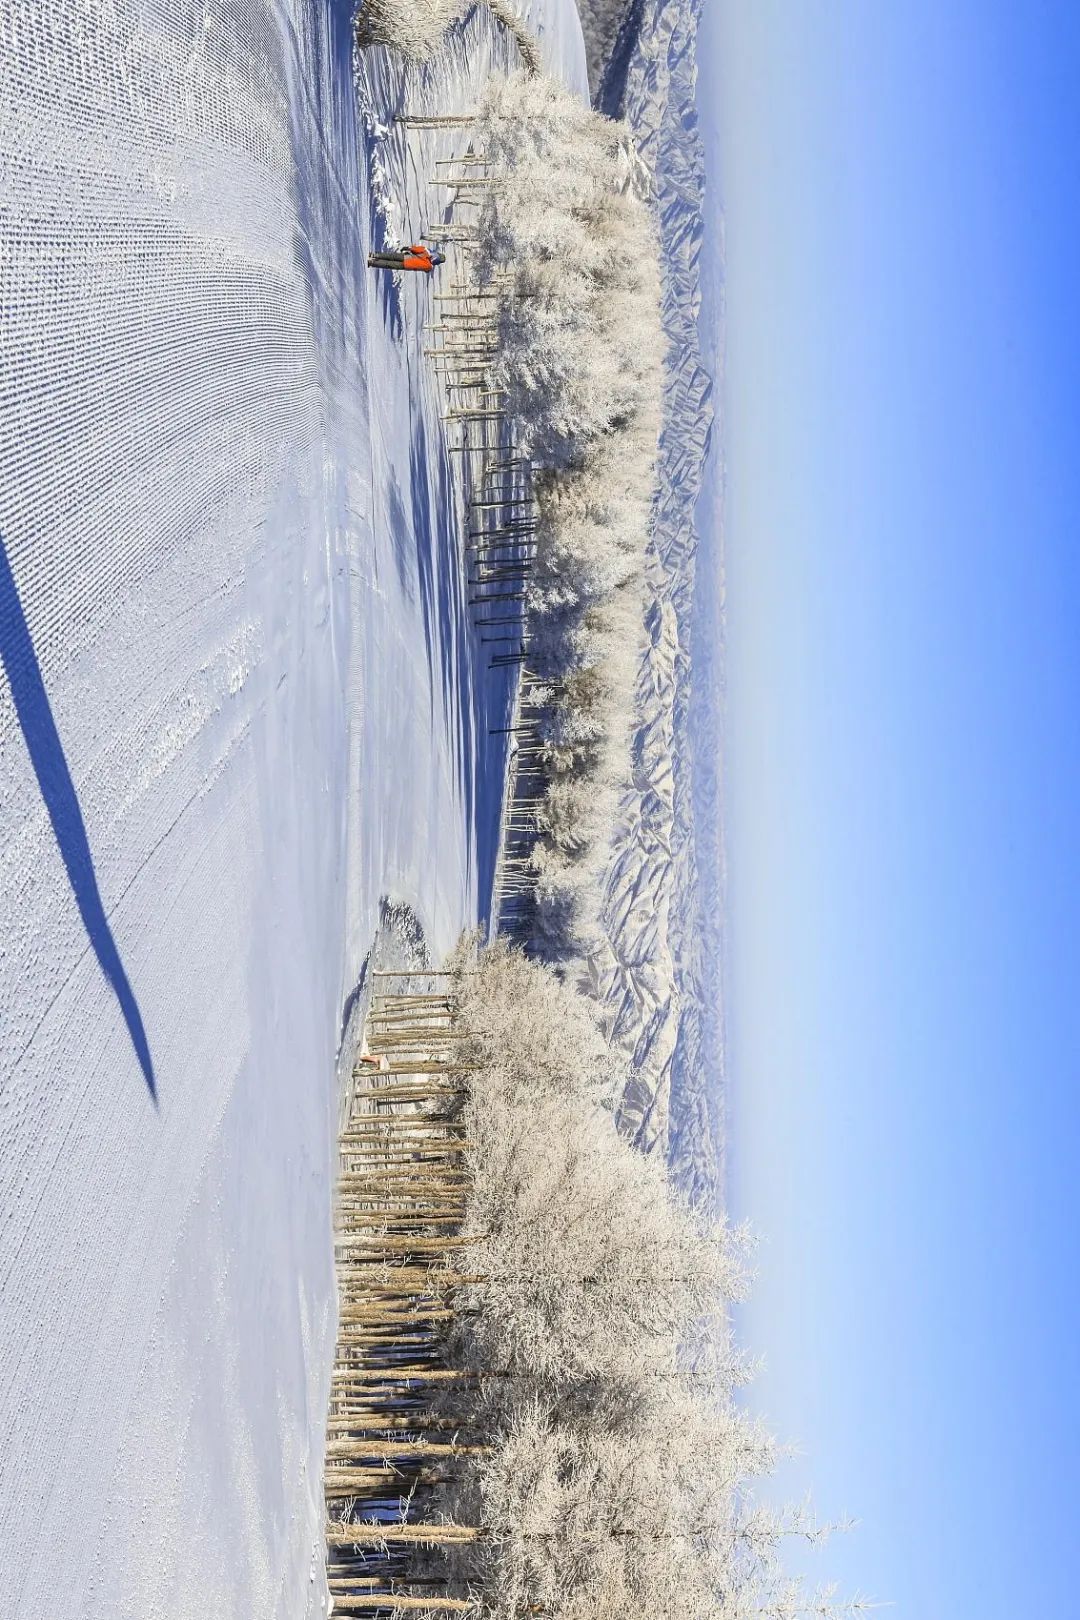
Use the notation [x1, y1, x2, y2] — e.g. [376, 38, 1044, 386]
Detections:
[356, 2, 666, 962]
[326, 945, 863, 1620]
[357, 5, 666, 965]
[472, 73, 664, 962]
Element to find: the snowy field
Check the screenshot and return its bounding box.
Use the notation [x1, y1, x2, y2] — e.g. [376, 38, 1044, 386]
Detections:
[0, 1, 584, 1615]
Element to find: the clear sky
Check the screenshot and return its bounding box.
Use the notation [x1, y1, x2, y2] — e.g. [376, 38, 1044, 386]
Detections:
[698, 2, 1080, 1614]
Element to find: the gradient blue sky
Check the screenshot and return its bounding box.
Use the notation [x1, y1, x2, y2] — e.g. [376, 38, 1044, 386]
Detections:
[698, 3, 1080, 1614]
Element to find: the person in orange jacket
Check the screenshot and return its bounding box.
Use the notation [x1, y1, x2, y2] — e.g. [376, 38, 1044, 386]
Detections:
[367, 242, 446, 273]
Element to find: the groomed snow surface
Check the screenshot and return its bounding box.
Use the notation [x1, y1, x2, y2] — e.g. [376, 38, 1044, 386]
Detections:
[0, 2, 585, 1616]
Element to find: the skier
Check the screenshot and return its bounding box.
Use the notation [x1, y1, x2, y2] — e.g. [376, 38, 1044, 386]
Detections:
[367, 243, 446, 273]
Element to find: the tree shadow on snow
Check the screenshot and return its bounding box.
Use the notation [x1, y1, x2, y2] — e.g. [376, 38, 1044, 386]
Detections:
[385, 468, 415, 584]
[0, 536, 157, 1100]
[409, 408, 479, 831]
[407, 414, 510, 929]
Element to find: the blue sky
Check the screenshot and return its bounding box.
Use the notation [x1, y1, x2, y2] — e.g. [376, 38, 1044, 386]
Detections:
[698, 2, 1080, 1613]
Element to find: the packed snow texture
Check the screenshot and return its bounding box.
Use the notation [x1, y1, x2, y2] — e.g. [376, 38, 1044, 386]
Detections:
[589, 0, 724, 1208]
[0, 2, 584, 1617]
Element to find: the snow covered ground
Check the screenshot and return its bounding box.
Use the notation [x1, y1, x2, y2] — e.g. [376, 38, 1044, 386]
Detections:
[0, 2, 584, 1615]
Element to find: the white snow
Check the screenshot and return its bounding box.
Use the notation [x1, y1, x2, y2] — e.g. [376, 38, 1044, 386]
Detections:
[0, 1, 585, 1616]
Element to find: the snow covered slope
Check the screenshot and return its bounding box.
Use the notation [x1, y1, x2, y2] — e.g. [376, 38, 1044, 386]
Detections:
[588, 0, 724, 1210]
[0, 1, 584, 1615]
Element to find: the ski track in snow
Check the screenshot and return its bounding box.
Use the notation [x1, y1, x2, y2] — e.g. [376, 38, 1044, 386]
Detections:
[0, 1, 584, 1615]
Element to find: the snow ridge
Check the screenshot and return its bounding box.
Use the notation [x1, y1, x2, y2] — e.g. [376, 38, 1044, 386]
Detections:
[591, 0, 723, 1209]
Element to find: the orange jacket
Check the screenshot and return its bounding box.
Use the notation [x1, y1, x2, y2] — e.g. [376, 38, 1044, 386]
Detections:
[402, 244, 435, 272]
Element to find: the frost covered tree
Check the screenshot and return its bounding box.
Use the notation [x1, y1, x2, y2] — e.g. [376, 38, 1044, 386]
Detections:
[474, 74, 663, 464]
[324, 945, 868, 1620]
[457, 1087, 746, 1384]
[445, 944, 748, 1386]
[449, 935, 623, 1102]
[355, 0, 466, 59]
[467, 73, 666, 961]
[438, 1394, 779, 1620]
[355, 0, 541, 65]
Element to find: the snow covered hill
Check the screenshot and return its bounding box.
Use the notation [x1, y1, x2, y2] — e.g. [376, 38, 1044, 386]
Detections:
[588, 0, 725, 1210]
[0, 1, 584, 1614]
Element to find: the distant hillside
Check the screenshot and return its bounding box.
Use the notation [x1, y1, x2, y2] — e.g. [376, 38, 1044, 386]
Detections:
[588, 0, 723, 1211]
